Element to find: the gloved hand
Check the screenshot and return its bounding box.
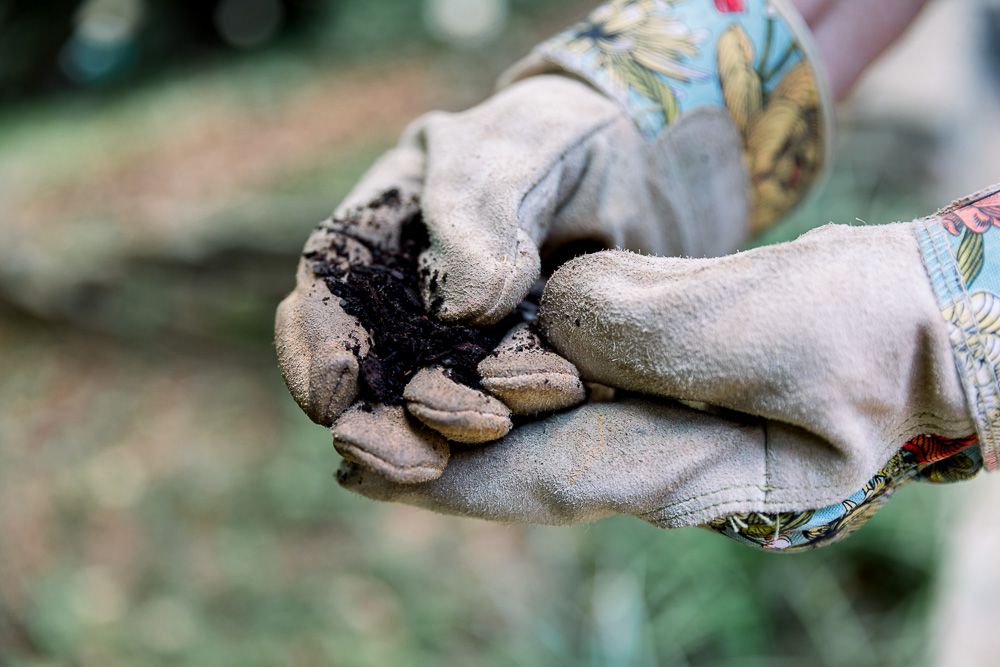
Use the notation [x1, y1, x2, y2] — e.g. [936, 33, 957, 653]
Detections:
[276, 0, 831, 484]
[341, 185, 1000, 551]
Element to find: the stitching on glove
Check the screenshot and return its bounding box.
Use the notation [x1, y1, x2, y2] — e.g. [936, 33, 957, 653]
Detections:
[655, 495, 772, 523]
[679, 478, 885, 502]
[641, 469, 903, 522]
[884, 412, 975, 446]
[484, 369, 580, 381]
[551, 141, 594, 221]
[407, 404, 507, 422]
[316, 362, 351, 423]
[657, 487, 887, 524]
[697, 441, 983, 551]
[640, 485, 769, 521]
[762, 420, 773, 500]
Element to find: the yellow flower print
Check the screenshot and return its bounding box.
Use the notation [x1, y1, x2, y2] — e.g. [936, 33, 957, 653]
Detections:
[743, 61, 822, 231]
[716, 24, 762, 137]
[713, 19, 824, 232]
[941, 291, 1000, 432]
[564, 0, 708, 123]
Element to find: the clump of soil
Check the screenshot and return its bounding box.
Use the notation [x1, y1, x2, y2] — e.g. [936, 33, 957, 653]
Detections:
[306, 192, 523, 405]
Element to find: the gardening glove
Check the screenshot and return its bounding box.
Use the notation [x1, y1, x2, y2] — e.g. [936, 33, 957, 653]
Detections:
[340, 185, 1000, 551]
[277, 0, 833, 482]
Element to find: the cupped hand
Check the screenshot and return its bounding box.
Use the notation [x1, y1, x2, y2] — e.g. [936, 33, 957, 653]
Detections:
[276, 74, 748, 482]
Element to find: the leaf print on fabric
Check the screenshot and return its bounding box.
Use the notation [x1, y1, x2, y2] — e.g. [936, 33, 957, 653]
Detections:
[620, 58, 681, 122]
[956, 228, 986, 285]
[568, 1, 707, 81]
[941, 292, 1000, 453]
[717, 24, 762, 137]
[917, 184, 1000, 471]
[825, 497, 889, 542]
[710, 12, 822, 231]
[563, 0, 708, 125]
[902, 433, 979, 465]
[707, 510, 814, 551]
[942, 292, 1000, 367]
[919, 450, 983, 484]
[940, 190, 1000, 236]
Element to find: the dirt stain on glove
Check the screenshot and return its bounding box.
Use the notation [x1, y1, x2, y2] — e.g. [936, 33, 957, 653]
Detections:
[306, 192, 524, 405]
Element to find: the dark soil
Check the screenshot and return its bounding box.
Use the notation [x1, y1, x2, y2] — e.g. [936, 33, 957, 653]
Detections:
[306, 191, 524, 405]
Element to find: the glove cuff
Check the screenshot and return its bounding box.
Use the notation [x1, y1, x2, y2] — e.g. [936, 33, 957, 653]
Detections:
[916, 183, 1000, 471]
[499, 0, 835, 232]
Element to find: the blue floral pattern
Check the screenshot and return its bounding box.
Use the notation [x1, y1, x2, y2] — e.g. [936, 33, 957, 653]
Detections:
[525, 0, 831, 230]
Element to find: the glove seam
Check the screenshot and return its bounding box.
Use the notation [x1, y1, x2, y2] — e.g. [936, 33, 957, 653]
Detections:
[314, 361, 351, 425]
[762, 419, 773, 502]
[653, 489, 886, 526]
[640, 475, 894, 523]
[407, 404, 509, 423]
[884, 413, 975, 445]
[918, 218, 991, 451]
[334, 442, 443, 474]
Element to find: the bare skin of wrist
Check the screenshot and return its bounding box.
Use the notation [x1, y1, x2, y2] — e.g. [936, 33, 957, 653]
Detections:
[792, 0, 929, 100]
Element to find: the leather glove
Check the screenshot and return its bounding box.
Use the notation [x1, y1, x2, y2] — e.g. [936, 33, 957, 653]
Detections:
[276, 0, 831, 484]
[341, 185, 1000, 551]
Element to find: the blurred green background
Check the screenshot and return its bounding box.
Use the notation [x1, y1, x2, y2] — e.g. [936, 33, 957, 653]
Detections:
[0, 0, 992, 665]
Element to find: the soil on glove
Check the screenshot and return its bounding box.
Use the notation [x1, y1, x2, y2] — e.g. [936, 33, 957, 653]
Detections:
[306, 191, 524, 405]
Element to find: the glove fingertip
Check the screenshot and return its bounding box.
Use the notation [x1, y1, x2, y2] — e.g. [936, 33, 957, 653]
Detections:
[403, 367, 512, 444]
[308, 349, 361, 426]
[420, 229, 540, 326]
[478, 323, 586, 415]
[333, 405, 450, 485]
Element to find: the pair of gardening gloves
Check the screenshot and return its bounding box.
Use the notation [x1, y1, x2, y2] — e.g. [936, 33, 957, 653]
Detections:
[276, 0, 987, 551]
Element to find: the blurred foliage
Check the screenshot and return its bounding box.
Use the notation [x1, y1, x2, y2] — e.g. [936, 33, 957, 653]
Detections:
[0, 0, 579, 101]
[0, 1, 968, 666]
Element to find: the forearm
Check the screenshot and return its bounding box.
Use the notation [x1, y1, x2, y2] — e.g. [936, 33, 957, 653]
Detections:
[793, 0, 929, 100]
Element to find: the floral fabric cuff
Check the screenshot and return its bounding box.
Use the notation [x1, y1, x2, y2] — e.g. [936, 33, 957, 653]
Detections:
[500, 0, 834, 231]
[707, 435, 982, 552]
[916, 185, 1000, 471]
